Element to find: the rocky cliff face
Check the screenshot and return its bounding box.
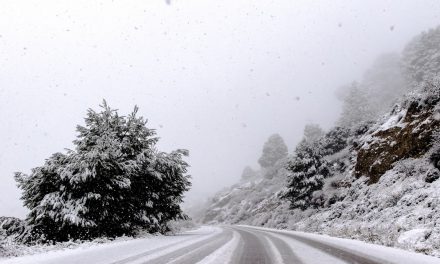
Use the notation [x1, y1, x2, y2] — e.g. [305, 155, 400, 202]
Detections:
[355, 85, 440, 184]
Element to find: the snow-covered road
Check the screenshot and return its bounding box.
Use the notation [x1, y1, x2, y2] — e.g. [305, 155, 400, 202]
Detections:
[1, 225, 439, 264]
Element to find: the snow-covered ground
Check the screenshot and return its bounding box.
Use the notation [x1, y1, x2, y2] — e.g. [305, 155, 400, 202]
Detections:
[0, 226, 222, 264]
[2, 225, 439, 264]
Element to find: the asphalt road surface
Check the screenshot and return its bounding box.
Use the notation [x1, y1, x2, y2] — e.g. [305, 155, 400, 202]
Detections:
[3, 225, 439, 264]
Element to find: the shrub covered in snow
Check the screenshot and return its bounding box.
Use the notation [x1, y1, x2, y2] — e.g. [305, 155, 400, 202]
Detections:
[14, 101, 191, 243]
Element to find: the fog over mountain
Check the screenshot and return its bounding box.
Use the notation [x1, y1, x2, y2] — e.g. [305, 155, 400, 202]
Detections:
[1, 0, 439, 218]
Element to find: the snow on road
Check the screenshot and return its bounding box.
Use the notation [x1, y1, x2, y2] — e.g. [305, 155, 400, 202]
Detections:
[0, 226, 222, 264]
[1, 225, 439, 264]
[241, 225, 440, 264]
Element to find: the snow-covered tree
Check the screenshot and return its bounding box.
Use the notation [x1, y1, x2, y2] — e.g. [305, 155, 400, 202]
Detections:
[283, 126, 351, 210]
[258, 134, 288, 168]
[303, 124, 324, 143]
[337, 82, 375, 128]
[132, 149, 191, 233]
[336, 54, 407, 127]
[14, 153, 68, 242]
[320, 127, 350, 155]
[362, 53, 407, 116]
[283, 139, 328, 210]
[402, 26, 440, 87]
[15, 101, 191, 242]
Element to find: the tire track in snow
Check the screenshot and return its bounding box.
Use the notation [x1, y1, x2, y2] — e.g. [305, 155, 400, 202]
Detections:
[196, 229, 240, 264]
[264, 236, 285, 264]
[146, 228, 233, 264]
[232, 226, 303, 264]
[231, 227, 272, 264]
[243, 226, 388, 264]
[261, 231, 304, 264]
[109, 227, 223, 264]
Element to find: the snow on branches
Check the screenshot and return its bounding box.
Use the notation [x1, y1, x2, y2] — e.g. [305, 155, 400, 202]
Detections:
[15, 101, 191, 242]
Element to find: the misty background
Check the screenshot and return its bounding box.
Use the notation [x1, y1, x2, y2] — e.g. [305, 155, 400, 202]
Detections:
[0, 0, 439, 218]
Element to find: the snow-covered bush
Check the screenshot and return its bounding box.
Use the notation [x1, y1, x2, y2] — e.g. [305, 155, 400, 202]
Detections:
[14, 101, 191, 243]
[319, 127, 350, 155]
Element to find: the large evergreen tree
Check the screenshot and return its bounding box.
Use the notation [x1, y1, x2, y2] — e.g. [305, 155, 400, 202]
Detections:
[15, 101, 191, 242]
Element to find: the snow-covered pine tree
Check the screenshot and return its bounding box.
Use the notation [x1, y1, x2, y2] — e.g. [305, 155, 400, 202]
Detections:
[337, 82, 375, 128]
[258, 134, 288, 179]
[303, 124, 324, 143]
[335, 53, 408, 125]
[258, 134, 288, 168]
[15, 101, 191, 242]
[283, 139, 328, 210]
[319, 127, 350, 155]
[361, 53, 407, 116]
[283, 126, 350, 210]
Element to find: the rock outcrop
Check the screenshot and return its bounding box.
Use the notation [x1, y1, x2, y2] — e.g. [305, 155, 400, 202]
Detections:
[355, 85, 440, 184]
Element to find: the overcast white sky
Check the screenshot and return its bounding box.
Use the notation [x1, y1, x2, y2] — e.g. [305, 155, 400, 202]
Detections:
[0, 0, 439, 217]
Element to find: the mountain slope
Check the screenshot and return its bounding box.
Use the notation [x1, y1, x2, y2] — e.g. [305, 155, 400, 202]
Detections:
[199, 83, 440, 257]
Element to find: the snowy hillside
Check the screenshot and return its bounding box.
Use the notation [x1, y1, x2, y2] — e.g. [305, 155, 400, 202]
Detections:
[199, 82, 440, 257]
